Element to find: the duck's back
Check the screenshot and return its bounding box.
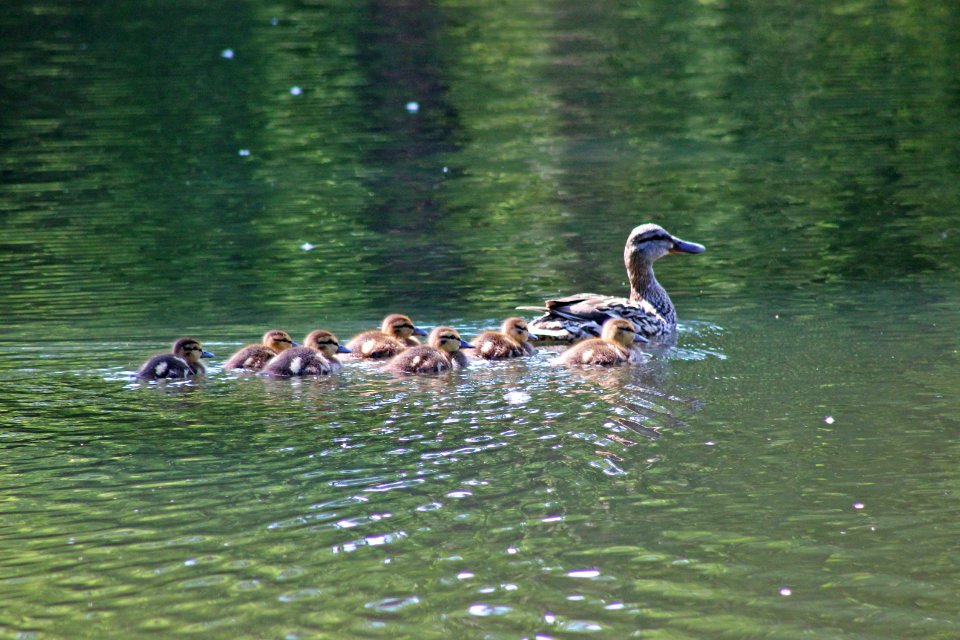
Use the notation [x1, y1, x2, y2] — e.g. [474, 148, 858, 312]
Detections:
[137, 354, 197, 379]
[346, 331, 406, 359]
[225, 345, 276, 371]
[261, 347, 339, 376]
[555, 339, 629, 366]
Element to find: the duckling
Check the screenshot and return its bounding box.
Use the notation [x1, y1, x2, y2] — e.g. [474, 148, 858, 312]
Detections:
[260, 330, 351, 376]
[346, 313, 428, 359]
[520, 224, 705, 343]
[137, 337, 214, 379]
[471, 317, 537, 360]
[384, 326, 474, 374]
[224, 329, 297, 371]
[554, 318, 649, 367]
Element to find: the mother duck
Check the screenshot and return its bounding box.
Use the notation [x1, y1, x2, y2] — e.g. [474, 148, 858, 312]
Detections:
[521, 223, 704, 344]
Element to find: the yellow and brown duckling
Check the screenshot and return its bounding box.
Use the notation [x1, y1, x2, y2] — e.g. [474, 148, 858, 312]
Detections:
[383, 326, 474, 374]
[554, 318, 649, 367]
[136, 337, 214, 379]
[471, 317, 537, 360]
[224, 329, 297, 371]
[346, 313, 428, 359]
[521, 223, 705, 344]
[260, 329, 350, 376]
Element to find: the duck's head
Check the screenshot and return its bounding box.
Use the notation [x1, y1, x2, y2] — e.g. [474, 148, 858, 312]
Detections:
[382, 314, 428, 340]
[172, 337, 215, 363]
[501, 317, 537, 343]
[263, 329, 297, 353]
[601, 319, 649, 348]
[304, 330, 351, 357]
[624, 223, 705, 265]
[428, 326, 474, 353]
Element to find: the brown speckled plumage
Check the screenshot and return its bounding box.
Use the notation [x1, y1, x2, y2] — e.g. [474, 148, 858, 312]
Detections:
[523, 224, 704, 344]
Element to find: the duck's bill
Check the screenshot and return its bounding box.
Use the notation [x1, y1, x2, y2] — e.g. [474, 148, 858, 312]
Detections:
[460, 340, 476, 349]
[413, 326, 428, 336]
[201, 350, 215, 358]
[670, 237, 706, 254]
[633, 334, 650, 344]
[337, 345, 352, 353]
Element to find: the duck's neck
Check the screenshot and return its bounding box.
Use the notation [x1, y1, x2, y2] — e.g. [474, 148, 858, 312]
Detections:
[626, 254, 676, 325]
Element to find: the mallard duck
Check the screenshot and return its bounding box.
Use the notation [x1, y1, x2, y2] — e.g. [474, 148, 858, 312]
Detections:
[471, 317, 537, 360]
[136, 337, 214, 379]
[224, 329, 297, 371]
[521, 223, 704, 343]
[383, 326, 474, 374]
[260, 330, 350, 376]
[346, 313, 428, 359]
[554, 318, 649, 366]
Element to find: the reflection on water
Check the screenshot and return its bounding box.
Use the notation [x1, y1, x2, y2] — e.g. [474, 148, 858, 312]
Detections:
[3, 0, 960, 637]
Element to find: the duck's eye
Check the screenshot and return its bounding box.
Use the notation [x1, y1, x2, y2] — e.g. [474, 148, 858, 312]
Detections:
[441, 335, 457, 342]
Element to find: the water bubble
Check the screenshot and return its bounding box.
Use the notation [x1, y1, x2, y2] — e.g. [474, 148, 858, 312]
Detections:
[504, 390, 530, 404]
[405, 101, 420, 113]
[221, 49, 234, 59]
[300, 243, 315, 251]
[290, 86, 302, 96]
[238, 149, 251, 156]
[780, 587, 792, 596]
[824, 416, 835, 424]
[853, 502, 864, 510]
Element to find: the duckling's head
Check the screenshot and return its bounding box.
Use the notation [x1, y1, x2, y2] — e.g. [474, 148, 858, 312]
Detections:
[263, 329, 297, 353]
[382, 314, 428, 340]
[600, 319, 649, 348]
[172, 337, 215, 363]
[428, 326, 475, 353]
[625, 223, 705, 266]
[304, 330, 351, 357]
[501, 317, 536, 343]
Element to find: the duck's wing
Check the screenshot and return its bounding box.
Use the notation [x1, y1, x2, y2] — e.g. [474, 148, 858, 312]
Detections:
[522, 293, 670, 344]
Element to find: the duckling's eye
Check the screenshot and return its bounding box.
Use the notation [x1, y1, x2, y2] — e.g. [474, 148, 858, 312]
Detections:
[440, 335, 457, 342]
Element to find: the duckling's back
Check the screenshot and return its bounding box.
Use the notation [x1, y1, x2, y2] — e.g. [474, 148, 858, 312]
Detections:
[346, 331, 407, 359]
[225, 345, 276, 371]
[384, 346, 451, 373]
[137, 354, 197, 379]
[261, 347, 339, 376]
[472, 332, 526, 359]
[555, 339, 629, 366]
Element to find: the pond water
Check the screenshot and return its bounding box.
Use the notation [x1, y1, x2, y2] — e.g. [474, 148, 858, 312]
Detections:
[3, 1, 960, 638]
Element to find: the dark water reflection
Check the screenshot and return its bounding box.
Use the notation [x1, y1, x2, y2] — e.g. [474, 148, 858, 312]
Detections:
[3, 0, 960, 638]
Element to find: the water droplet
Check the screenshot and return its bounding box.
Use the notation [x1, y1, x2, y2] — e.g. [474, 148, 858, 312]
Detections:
[457, 571, 475, 580]
[221, 48, 234, 59]
[853, 502, 864, 510]
[238, 149, 251, 156]
[780, 587, 792, 596]
[824, 416, 835, 424]
[405, 101, 420, 113]
[300, 242, 314, 251]
[568, 569, 600, 578]
[290, 86, 302, 96]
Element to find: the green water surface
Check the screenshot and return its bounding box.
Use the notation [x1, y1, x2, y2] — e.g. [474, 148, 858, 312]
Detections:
[2, 1, 960, 638]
